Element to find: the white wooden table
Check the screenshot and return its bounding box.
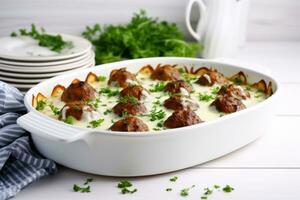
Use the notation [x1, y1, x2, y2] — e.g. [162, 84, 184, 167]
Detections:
[15, 41, 300, 200]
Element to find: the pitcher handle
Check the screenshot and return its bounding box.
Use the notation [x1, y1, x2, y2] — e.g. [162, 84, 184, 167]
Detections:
[185, 0, 207, 41]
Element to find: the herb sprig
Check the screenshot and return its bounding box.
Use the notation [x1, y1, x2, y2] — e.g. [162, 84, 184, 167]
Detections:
[11, 24, 73, 52]
[117, 180, 138, 194]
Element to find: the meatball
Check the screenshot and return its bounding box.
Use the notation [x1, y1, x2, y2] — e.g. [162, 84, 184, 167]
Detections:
[113, 100, 147, 116]
[151, 64, 180, 81]
[120, 85, 149, 101]
[61, 81, 96, 103]
[60, 103, 100, 121]
[110, 117, 149, 132]
[164, 80, 193, 95]
[196, 69, 228, 86]
[211, 95, 246, 113]
[164, 109, 202, 128]
[217, 84, 250, 100]
[108, 68, 138, 88]
[164, 95, 199, 111]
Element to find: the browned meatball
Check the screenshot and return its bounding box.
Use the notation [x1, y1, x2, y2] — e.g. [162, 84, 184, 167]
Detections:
[151, 64, 180, 81]
[164, 109, 202, 128]
[61, 81, 96, 103]
[120, 85, 149, 100]
[110, 117, 149, 132]
[113, 99, 147, 116]
[217, 84, 250, 100]
[60, 102, 97, 120]
[164, 95, 199, 111]
[211, 95, 246, 113]
[108, 68, 138, 88]
[196, 69, 228, 86]
[164, 80, 193, 95]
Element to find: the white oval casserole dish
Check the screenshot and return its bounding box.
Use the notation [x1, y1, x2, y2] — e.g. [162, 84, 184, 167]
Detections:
[17, 57, 279, 176]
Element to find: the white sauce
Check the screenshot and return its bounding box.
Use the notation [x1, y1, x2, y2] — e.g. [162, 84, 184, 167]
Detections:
[39, 68, 268, 131]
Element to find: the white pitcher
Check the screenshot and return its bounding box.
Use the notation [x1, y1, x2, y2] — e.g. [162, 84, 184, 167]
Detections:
[185, 0, 250, 59]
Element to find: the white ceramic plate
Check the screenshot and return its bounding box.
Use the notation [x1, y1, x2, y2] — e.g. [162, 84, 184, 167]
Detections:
[0, 34, 92, 61]
[0, 50, 92, 66]
[0, 60, 95, 83]
[0, 52, 95, 73]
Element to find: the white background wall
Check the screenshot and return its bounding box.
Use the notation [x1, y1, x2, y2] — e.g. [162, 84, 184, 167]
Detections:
[0, 0, 299, 41]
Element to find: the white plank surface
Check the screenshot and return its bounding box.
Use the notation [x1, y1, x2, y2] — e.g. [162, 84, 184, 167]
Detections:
[0, 0, 299, 41]
[14, 168, 300, 200]
[13, 42, 300, 199]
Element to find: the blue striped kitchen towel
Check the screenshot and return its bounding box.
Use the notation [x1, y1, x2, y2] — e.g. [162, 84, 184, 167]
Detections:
[0, 81, 57, 200]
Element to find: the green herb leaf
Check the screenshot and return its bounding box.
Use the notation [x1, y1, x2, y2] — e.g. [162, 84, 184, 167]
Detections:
[36, 100, 47, 111]
[48, 103, 60, 115]
[180, 186, 195, 197]
[104, 109, 112, 115]
[64, 116, 75, 125]
[98, 75, 106, 81]
[166, 188, 172, 192]
[214, 184, 220, 189]
[169, 176, 178, 182]
[149, 82, 165, 92]
[148, 107, 166, 121]
[84, 178, 93, 185]
[222, 185, 234, 193]
[87, 98, 101, 109]
[211, 86, 220, 95]
[88, 118, 104, 128]
[204, 187, 213, 195]
[12, 24, 73, 52]
[99, 87, 119, 97]
[117, 180, 137, 194]
[198, 92, 214, 102]
[73, 184, 91, 193]
[118, 96, 139, 105]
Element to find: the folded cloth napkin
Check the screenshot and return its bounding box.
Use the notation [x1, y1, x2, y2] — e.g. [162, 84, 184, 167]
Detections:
[0, 82, 57, 200]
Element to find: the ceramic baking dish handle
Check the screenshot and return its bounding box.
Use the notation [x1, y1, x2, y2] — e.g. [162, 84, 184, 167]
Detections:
[17, 111, 89, 143]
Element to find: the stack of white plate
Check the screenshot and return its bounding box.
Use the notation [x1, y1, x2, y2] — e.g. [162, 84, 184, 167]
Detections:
[0, 33, 95, 93]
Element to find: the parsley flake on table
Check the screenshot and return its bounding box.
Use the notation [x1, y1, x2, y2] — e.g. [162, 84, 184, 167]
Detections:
[117, 180, 138, 194]
[166, 188, 172, 192]
[222, 185, 234, 193]
[169, 176, 178, 182]
[73, 178, 93, 193]
[180, 185, 195, 197]
[11, 24, 73, 52]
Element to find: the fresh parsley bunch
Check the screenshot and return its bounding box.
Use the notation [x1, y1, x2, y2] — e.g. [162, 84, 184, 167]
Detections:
[82, 10, 202, 64]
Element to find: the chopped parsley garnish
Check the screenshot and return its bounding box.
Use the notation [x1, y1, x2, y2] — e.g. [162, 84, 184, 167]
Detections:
[246, 86, 252, 91]
[121, 111, 128, 118]
[48, 103, 60, 115]
[73, 184, 90, 193]
[213, 185, 220, 189]
[64, 116, 75, 125]
[203, 187, 213, 195]
[166, 188, 172, 192]
[211, 86, 220, 95]
[87, 98, 101, 109]
[233, 77, 243, 85]
[117, 180, 137, 194]
[73, 178, 93, 193]
[170, 176, 178, 182]
[178, 68, 185, 74]
[98, 75, 106, 81]
[36, 100, 47, 111]
[12, 24, 73, 52]
[104, 109, 112, 115]
[201, 196, 207, 199]
[156, 120, 164, 128]
[182, 73, 197, 84]
[153, 100, 163, 107]
[198, 92, 214, 102]
[88, 118, 104, 128]
[150, 82, 166, 92]
[148, 107, 166, 121]
[99, 87, 119, 97]
[118, 96, 139, 105]
[180, 185, 195, 197]
[222, 185, 234, 193]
